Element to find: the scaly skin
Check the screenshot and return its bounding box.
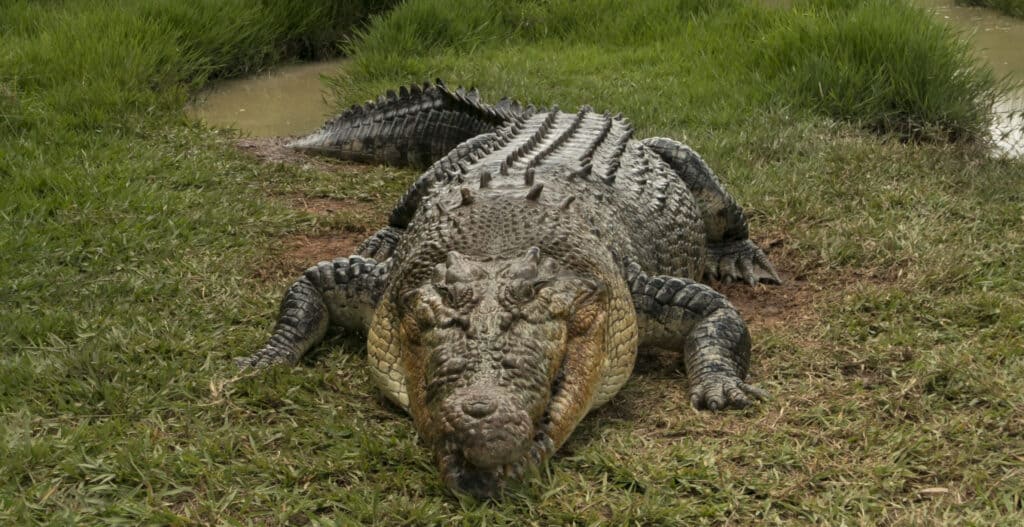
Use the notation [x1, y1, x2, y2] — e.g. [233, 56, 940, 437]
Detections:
[239, 82, 780, 498]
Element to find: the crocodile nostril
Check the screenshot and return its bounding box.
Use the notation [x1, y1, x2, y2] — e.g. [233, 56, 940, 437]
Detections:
[461, 400, 497, 418]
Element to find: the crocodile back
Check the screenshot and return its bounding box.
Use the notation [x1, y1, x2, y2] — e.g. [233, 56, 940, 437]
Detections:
[390, 108, 707, 281]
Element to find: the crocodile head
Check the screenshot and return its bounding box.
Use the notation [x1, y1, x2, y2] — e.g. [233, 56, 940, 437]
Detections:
[398, 247, 606, 498]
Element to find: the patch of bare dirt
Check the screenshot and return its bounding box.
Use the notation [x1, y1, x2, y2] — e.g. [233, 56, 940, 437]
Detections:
[290, 195, 379, 218]
[237, 136, 390, 281]
[692, 233, 828, 348]
[255, 233, 367, 281]
[713, 233, 821, 329]
[718, 272, 822, 332]
[236, 136, 311, 164]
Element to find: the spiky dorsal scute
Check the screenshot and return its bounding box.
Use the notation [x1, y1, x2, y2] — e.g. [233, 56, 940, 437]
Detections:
[459, 187, 474, 206]
[311, 80, 529, 137]
[525, 183, 544, 202]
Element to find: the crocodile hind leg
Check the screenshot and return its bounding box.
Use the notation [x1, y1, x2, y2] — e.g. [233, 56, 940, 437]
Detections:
[237, 256, 388, 369]
[642, 137, 780, 285]
[626, 262, 768, 410]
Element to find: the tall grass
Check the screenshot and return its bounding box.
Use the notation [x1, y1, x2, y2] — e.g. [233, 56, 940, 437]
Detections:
[344, 0, 742, 55]
[762, 0, 1003, 141]
[338, 0, 1004, 143]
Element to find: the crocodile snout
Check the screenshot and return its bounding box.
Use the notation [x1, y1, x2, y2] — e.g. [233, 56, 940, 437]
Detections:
[443, 389, 532, 469]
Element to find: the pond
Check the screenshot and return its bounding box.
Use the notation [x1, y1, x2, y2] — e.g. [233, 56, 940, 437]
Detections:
[186, 59, 346, 138]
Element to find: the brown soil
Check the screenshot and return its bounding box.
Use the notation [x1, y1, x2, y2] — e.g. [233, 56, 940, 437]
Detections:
[716, 232, 826, 334]
[255, 233, 368, 281]
[289, 194, 379, 218]
[718, 268, 823, 333]
[284, 233, 362, 266]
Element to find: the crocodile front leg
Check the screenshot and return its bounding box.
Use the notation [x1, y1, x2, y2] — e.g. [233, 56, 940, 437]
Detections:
[237, 256, 388, 369]
[626, 262, 768, 410]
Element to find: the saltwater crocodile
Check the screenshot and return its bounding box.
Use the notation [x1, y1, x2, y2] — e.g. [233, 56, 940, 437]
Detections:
[237, 80, 781, 498]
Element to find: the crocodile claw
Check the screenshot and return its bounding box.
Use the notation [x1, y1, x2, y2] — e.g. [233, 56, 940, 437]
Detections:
[234, 347, 295, 370]
[357, 226, 402, 260]
[705, 240, 780, 286]
[689, 376, 769, 411]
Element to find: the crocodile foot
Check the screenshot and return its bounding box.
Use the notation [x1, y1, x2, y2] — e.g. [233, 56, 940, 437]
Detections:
[358, 226, 403, 260]
[705, 239, 780, 286]
[234, 346, 295, 370]
[689, 374, 769, 411]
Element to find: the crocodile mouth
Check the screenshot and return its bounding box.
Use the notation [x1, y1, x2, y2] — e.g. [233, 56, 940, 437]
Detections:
[439, 428, 555, 499]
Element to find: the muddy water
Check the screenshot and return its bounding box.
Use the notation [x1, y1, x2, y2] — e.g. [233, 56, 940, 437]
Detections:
[918, 0, 1024, 157]
[186, 59, 346, 137]
[918, 0, 1024, 80]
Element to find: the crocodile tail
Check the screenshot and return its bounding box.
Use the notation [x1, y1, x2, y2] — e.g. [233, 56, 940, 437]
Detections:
[288, 79, 533, 168]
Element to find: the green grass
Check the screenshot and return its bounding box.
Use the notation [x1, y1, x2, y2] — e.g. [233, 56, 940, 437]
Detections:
[959, 0, 1024, 17]
[335, 0, 1005, 143]
[0, 1, 407, 524]
[3, 0, 1024, 524]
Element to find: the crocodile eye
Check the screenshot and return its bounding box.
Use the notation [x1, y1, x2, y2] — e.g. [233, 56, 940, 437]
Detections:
[435, 284, 477, 308]
[509, 279, 548, 304]
[435, 285, 455, 305]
